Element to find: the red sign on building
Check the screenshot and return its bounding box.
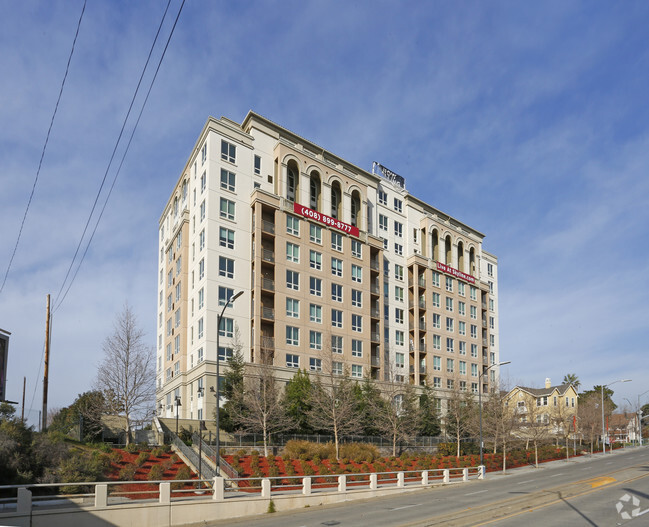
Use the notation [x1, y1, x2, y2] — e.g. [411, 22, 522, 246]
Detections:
[436, 261, 476, 284]
[293, 203, 360, 237]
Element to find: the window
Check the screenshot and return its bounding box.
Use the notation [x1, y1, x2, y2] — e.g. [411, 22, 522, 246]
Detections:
[489, 299, 495, 312]
[197, 347, 204, 363]
[446, 276, 453, 292]
[433, 335, 441, 350]
[218, 286, 234, 306]
[219, 227, 234, 249]
[471, 344, 478, 358]
[471, 325, 478, 338]
[198, 287, 204, 309]
[351, 289, 362, 307]
[459, 321, 466, 336]
[310, 357, 322, 372]
[351, 264, 362, 283]
[396, 352, 404, 368]
[458, 301, 465, 316]
[331, 309, 343, 328]
[395, 330, 404, 346]
[470, 286, 477, 301]
[219, 197, 235, 220]
[310, 224, 322, 244]
[351, 364, 363, 378]
[446, 317, 454, 332]
[219, 317, 233, 337]
[176, 256, 182, 276]
[379, 214, 388, 231]
[459, 361, 467, 375]
[394, 286, 404, 302]
[309, 250, 322, 270]
[200, 172, 206, 193]
[394, 243, 403, 256]
[394, 221, 403, 237]
[383, 238, 388, 250]
[332, 335, 343, 354]
[459, 341, 466, 355]
[395, 308, 404, 324]
[219, 256, 234, 278]
[309, 330, 322, 350]
[201, 143, 207, 164]
[470, 305, 477, 319]
[199, 229, 205, 251]
[394, 198, 402, 212]
[433, 377, 442, 388]
[254, 155, 262, 175]
[220, 168, 235, 191]
[446, 297, 453, 312]
[458, 282, 465, 296]
[331, 257, 342, 276]
[351, 239, 362, 258]
[286, 326, 299, 346]
[432, 272, 440, 287]
[174, 334, 180, 354]
[447, 338, 454, 353]
[537, 396, 548, 407]
[221, 139, 236, 163]
[286, 298, 299, 318]
[472, 382, 479, 394]
[218, 346, 233, 362]
[198, 317, 204, 339]
[378, 188, 387, 206]
[331, 232, 342, 251]
[198, 258, 205, 280]
[432, 313, 441, 329]
[286, 215, 300, 236]
[331, 283, 343, 302]
[432, 292, 440, 308]
[394, 264, 404, 281]
[433, 356, 441, 371]
[447, 358, 454, 373]
[167, 318, 172, 336]
[490, 316, 495, 330]
[310, 277, 322, 296]
[167, 294, 172, 312]
[447, 379, 455, 390]
[333, 361, 343, 375]
[490, 334, 495, 347]
[310, 304, 322, 323]
[286, 354, 299, 368]
[287, 270, 299, 290]
[286, 242, 300, 263]
[352, 314, 362, 332]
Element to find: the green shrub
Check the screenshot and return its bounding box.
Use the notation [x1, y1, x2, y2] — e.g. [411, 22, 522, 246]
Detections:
[148, 465, 164, 481]
[135, 452, 149, 467]
[170, 454, 179, 464]
[119, 463, 137, 481]
[237, 449, 247, 457]
[267, 453, 275, 464]
[172, 466, 192, 489]
[98, 443, 112, 453]
[124, 443, 138, 454]
[151, 447, 164, 458]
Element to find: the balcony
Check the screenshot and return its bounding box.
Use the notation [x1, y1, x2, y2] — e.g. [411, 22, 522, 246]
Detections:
[261, 277, 275, 292]
[409, 365, 427, 375]
[261, 306, 275, 320]
[371, 355, 381, 367]
[261, 248, 275, 263]
[370, 281, 380, 295]
[370, 307, 380, 318]
[370, 259, 380, 271]
[260, 336, 275, 352]
[371, 332, 381, 343]
[261, 219, 275, 235]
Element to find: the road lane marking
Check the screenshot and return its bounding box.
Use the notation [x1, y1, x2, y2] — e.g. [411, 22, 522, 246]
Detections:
[589, 476, 617, 488]
[388, 504, 422, 511]
[465, 490, 489, 496]
[516, 480, 534, 485]
[548, 473, 564, 478]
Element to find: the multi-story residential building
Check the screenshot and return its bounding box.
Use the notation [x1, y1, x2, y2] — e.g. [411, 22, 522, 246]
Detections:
[156, 111, 500, 421]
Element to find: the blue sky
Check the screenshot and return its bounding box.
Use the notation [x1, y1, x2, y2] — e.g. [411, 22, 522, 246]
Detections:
[1, 1, 648, 424]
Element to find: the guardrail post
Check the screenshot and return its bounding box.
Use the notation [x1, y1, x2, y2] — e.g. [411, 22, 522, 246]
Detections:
[17, 488, 32, 515]
[261, 478, 271, 498]
[462, 468, 469, 482]
[443, 469, 450, 483]
[212, 477, 224, 501]
[95, 484, 108, 508]
[478, 465, 485, 480]
[160, 482, 171, 504]
[421, 470, 429, 486]
[338, 475, 346, 493]
[302, 477, 312, 495]
[370, 473, 378, 490]
[397, 472, 405, 488]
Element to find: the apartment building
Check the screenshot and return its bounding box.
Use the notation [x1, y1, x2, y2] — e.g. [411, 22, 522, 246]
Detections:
[156, 111, 500, 420]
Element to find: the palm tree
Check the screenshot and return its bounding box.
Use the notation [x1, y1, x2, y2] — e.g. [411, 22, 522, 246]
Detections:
[563, 373, 581, 390]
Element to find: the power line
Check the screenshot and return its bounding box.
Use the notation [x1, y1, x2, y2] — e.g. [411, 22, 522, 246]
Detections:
[0, 0, 87, 298]
[53, 0, 174, 309]
[53, 0, 186, 312]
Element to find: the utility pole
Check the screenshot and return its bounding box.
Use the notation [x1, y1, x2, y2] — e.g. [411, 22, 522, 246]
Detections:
[42, 294, 51, 432]
[21, 376, 25, 422]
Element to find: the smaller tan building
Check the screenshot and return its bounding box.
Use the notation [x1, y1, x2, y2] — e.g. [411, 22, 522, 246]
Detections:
[504, 378, 578, 438]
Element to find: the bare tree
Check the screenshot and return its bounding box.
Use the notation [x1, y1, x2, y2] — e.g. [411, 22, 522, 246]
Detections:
[231, 358, 292, 457]
[482, 384, 518, 472]
[553, 398, 577, 461]
[95, 304, 155, 444]
[520, 401, 551, 468]
[444, 377, 477, 458]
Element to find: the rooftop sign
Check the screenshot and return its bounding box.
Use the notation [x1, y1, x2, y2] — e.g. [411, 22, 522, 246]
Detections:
[293, 203, 360, 237]
[436, 261, 476, 284]
[373, 162, 406, 189]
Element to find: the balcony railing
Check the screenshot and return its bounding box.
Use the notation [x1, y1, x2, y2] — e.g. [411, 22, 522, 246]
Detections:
[419, 321, 426, 331]
[370, 259, 380, 271]
[371, 356, 381, 367]
[370, 308, 380, 318]
[261, 336, 275, 350]
[261, 248, 275, 263]
[371, 332, 380, 343]
[261, 277, 275, 291]
[261, 306, 275, 320]
[370, 282, 380, 295]
[261, 219, 275, 235]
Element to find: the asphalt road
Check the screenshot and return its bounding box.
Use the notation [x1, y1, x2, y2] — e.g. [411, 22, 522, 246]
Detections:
[209, 446, 649, 527]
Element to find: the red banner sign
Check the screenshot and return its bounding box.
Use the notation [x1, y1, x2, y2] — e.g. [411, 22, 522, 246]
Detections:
[293, 203, 360, 237]
[436, 261, 476, 284]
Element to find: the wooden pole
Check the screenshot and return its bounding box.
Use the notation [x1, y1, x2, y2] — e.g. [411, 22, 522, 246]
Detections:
[42, 294, 50, 432]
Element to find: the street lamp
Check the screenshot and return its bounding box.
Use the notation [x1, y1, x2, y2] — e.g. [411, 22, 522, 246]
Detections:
[479, 360, 511, 468]
[174, 396, 182, 435]
[624, 398, 634, 446]
[637, 389, 649, 446]
[214, 290, 243, 474]
[601, 379, 631, 454]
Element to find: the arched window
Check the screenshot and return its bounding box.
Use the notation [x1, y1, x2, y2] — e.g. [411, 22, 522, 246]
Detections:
[458, 241, 465, 272]
[469, 247, 476, 276]
[286, 160, 299, 202]
[173, 196, 179, 217]
[432, 230, 439, 261]
[350, 190, 361, 228]
[310, 172, 321, 211]
[331, 180, 342, 219]
[445, 235, 452, 266]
